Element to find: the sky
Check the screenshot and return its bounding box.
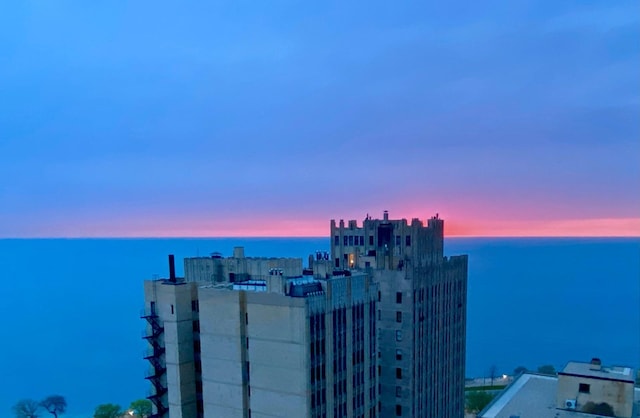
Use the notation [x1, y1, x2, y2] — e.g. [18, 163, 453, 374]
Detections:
[1, 1, 638, 237]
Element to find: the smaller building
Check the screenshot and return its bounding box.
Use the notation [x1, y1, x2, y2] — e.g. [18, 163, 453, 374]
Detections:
[479, 359, 639, 418]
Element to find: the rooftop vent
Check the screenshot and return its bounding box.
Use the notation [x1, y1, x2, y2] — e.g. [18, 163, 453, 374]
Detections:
[590, 357, 602, 370]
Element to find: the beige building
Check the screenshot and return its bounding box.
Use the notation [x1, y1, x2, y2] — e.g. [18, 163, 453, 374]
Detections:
[556, 359, 636, 417]
[479, 359, 639, 418]
[143, 212, 468, 418]
[143, 250, 378, 418]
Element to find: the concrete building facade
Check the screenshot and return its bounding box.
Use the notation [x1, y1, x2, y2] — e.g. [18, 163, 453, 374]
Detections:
[330, 211, 468, 418]
[143, 251, 379, 418]
[143, 212, 467, 418]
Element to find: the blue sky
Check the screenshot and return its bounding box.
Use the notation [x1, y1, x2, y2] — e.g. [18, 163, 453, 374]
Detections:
[1, 1, 638, 236]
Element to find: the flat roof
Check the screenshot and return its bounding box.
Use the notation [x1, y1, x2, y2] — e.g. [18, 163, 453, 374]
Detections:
[560, 361, 635, 383]
[479, 373, 640, 418]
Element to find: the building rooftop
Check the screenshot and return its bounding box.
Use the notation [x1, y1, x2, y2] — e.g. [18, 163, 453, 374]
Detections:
[561, 361, 635, 383]
[479, 373, 640, 418]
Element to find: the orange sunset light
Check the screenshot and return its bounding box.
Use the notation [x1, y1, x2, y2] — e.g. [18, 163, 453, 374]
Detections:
[38, 216, 640, 238]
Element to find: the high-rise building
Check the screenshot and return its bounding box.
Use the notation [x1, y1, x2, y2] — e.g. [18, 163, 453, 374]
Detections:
[142, 212, 468, 418]
[143, 250, 379, 418]
[330, 211, 468, 417]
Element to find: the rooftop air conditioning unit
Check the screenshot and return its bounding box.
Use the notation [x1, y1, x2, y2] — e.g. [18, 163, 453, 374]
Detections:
[565, 399, 577, 409]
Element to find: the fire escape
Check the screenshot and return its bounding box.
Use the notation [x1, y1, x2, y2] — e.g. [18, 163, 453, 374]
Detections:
[142, 306, 168, 418]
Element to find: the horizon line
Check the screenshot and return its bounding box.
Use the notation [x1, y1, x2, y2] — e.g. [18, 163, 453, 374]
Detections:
[1, 235, 638, 239]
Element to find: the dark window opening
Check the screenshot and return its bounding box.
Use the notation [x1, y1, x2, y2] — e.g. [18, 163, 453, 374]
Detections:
[396, 292, 402, 304]
[396, 349, 402, 361]
[335, 235, 339, 245]
[170, 304, 174, 314]
[405, 235, 411, 246]
[396, 368, 402, 379]
[396, 311, 402, 323]
[369, 235, 374, 245]
[377, 225, 392, 248]
[579, 383, 590, 393]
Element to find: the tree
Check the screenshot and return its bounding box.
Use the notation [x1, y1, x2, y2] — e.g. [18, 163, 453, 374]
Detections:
[582, 401, 614, 416]
[537, 364, 556, 375]
[488, 364, 498, 386]
[513, 366, 527, 376]
[128, 400, 152, 418]
[13, 400, 40, 418]
[94, 404, 122, 418]
[40, 396, 66, 418]
[466, 390, 495, 413]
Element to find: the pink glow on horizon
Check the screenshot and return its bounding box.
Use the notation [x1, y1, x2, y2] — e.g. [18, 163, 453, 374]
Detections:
[8, 217, 640, 238]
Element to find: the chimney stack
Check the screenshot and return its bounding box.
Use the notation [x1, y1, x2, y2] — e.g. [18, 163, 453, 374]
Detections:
[168, 254, 176, 282]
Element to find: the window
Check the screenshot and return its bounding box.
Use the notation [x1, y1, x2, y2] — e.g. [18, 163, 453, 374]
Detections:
[369, 235, 374, 245]
[335, 258, 340, 268]
[396, 368, 402, 379]
[378, 291, 381, 302]
[396, 292, 402, 304]
[191, 300, 199, 312]
[334, 236, 339, 245]
[579, 383, 590, 393]
[395, 235, 401, 246]
[349, 235, 354, 246]
[405, 235, 411, 246]
[192, 320, 200, 332]
[396, 349, 402, 361]
[245, 312, 248, 325]
[395, 330, 402, 341]
[170, 304, 174, 314]
[396, 311, 402, 323]
[359, 236, 364, 246]
[396, 386, 402, 398]
[395, 404, 402, 416]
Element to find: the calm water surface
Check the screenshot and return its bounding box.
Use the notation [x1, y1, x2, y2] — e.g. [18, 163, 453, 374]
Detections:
[1, 237, 638, 416]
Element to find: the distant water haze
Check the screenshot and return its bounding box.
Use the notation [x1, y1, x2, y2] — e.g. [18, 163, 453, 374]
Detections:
[1, 237, 638, 417]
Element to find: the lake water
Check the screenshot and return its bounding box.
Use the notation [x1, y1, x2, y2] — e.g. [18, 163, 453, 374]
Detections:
[1, 237, 638, 417]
